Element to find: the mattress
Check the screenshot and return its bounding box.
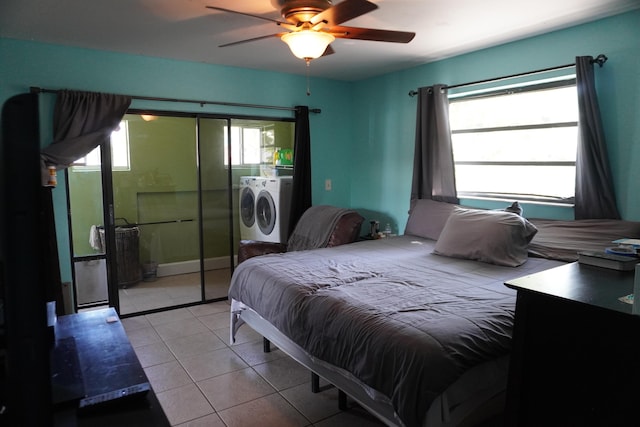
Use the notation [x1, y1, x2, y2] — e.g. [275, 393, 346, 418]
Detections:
[229, 235, 564, 426]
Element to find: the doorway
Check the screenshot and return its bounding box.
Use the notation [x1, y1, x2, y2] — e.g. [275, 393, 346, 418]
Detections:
[66, 112, 294, 316]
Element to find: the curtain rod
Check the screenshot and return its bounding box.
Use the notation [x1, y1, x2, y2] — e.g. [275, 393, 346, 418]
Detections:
[407, 54, 608, 97]
[29, 86, 321, 114]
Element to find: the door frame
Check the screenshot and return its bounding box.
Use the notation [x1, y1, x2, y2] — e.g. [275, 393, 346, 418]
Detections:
[65, 138, 119, 312]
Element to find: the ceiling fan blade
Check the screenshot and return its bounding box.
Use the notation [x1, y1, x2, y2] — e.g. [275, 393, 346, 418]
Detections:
[322, 44, 335, 57]
[329, 26, 415, 43]
[310, 0, 377, 27]
[219, 33, 287, 48]
[206, 5, 291, 27]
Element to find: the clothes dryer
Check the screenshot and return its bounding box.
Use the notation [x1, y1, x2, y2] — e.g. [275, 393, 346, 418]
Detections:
[254, 177, 293, 243]
[239, 176, 259, 240]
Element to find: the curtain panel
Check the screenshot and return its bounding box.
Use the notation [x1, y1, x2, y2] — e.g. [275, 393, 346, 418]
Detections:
[574, 56, 620, 219]
[411, 85, 459, 204]
[40, 90, 131, 185]
[289, 105, 312, 234]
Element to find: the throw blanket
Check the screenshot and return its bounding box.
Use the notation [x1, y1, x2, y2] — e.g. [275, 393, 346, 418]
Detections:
[287, 205, 352, 251]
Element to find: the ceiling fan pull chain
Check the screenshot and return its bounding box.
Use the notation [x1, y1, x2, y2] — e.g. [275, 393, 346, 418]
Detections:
[306, 59, 311, 96]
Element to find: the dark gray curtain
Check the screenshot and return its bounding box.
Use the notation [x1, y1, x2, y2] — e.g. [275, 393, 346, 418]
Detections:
[411, 85, 459, 204]
[40, 90, 131, 185]
[574, 56, 620, 219]
[289, 106, 312, 234]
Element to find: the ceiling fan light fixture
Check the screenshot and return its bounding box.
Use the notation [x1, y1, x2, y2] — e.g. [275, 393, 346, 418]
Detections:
[281, 30, 335, 60]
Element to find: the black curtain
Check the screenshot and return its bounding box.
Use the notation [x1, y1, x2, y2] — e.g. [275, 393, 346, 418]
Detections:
[574, 56, 620, 219]
[40, 90, 131, 184]
[289, 106, 312, 234]
[411, 85, 459, 204]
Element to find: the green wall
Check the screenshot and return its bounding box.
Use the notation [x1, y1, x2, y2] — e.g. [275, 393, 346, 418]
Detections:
[1, 9, 639, 281]
[68, 115, 296, 264]
[68, 115, 201, 263]
[350, 10, 640, 232]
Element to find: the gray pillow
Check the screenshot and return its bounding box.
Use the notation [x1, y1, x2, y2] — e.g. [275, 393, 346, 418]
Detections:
[434, 207, 538, 267]
[528, 218, 640, 262]
[405, 199, 458, 240]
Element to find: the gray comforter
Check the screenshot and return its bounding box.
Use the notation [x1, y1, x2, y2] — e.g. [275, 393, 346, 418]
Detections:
[229, 235, 563, 426]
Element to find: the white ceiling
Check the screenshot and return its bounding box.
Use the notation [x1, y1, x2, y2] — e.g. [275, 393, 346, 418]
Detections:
[1, 0, 638, 81]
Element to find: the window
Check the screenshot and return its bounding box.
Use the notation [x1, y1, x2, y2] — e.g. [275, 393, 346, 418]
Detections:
[72, 121, 131, 171]
[223, 125, 261, 166]
[448, 76, 578, 203]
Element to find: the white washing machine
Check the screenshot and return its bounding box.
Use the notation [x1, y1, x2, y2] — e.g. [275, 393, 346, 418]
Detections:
[254, 177, 294, 243]
[239, 176, 259, 240]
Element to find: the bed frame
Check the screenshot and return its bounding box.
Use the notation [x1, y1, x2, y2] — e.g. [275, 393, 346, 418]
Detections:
[231, 301, 507, 427]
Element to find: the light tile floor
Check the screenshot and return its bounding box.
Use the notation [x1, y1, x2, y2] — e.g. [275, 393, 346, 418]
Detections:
[122, 301, 386, 426]
[119, 269, 231, 316]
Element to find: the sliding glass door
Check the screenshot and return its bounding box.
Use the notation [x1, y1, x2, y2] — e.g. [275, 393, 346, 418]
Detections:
[114, 115, 201, 314]
[66, 111, 294, 316]
[199, 118, 235, 300]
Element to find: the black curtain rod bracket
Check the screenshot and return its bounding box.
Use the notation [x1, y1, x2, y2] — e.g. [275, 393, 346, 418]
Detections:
[408, 53, 607, 97]
[591, 54, 608, 67]
[30, 87, 321, 114]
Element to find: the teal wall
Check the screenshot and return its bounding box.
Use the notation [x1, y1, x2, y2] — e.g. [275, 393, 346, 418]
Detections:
[1, 9, 639, 281]
[350, 10, 640, 233]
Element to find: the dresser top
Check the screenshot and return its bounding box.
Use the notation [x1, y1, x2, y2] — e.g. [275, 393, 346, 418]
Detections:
[505, 261, 636, 315]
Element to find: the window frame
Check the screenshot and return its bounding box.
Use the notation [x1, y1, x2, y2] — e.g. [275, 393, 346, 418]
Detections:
[223, 124, 264, 167]
[71, 120, 131, 172]
[448, 76, 578, 205]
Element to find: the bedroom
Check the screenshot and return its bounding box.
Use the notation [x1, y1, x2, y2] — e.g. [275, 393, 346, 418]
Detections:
[1, 4, 639, 290]
[1, 0, 640, 425]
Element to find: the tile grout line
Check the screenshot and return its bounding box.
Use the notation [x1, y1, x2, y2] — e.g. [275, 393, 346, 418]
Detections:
[130, 302, 363, 427]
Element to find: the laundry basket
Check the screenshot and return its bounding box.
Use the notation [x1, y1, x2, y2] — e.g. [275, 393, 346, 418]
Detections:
[99, 226, 142, 288]
[115, 226, 142, 288]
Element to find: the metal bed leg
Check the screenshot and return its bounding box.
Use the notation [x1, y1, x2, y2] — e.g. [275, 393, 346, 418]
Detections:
[338, 389, 348, 410]
[263, 337, 271, 353]
[311, 372, 320, 393]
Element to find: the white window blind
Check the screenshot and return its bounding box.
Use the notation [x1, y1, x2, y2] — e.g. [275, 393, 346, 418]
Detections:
[449, 76, 578, 203]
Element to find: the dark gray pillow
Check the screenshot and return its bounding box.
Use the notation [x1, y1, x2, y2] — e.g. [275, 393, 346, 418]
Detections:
[434, 207, 538, 267]
[404, 199, 459, 240]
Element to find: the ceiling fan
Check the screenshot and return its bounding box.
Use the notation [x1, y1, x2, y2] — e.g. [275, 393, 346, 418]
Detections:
[206, 0, 416, 63]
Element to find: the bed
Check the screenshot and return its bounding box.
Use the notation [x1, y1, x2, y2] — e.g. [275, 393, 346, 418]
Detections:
[228, 199, 640, 427]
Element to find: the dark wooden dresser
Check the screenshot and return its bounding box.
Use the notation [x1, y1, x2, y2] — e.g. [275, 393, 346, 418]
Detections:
[504, 262, 640, 427]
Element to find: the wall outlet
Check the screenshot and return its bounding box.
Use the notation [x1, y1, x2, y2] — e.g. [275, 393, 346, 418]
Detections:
[325, 179, 332, 191]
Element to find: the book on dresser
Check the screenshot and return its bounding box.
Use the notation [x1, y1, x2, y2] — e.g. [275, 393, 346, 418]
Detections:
[577, 250, 639, 271]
